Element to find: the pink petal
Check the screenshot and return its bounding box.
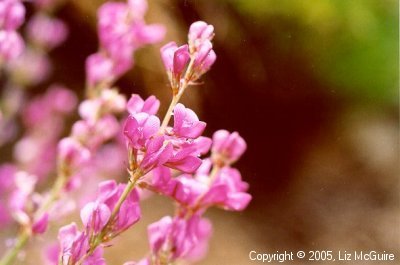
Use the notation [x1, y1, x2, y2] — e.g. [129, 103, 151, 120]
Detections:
[80, 202, 111, 233]
[32, 213, 49, 234]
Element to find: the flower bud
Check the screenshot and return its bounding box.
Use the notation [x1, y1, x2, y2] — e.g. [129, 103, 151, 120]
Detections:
[188, 21, 214, 52]
[58, 137, 91, 169]
[0, 0, 25, 30]
[27, 14, 68, 50]
[32, 213, 49, 234]
[211, 130, 246, 165]
[85, 53, 114, 87]
[173, 44, 190, 78]
[0, 30, 24, 61]
[160, 41, 177, 73]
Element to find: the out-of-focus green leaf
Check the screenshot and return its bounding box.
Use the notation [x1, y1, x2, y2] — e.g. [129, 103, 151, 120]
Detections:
[229, 0, 398, 104]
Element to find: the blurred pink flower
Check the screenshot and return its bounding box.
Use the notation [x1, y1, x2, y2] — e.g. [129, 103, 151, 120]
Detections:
[188, 21, 214, 52]
[0, 30, 24, 61]
[32, 213, 49, 234]
[0, 0, 25, 30]
[80, 202, 111, 233]
[148, 215, 212, 261]
[212, 130, 247, 165]
[27, 14, 68, 50]
[96, 180, 141, 233]
[58, 137, 91, 169]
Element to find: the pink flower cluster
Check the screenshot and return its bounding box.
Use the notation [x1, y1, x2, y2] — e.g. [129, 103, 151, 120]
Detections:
[86, 0, 165, 88]
[124, 96, 209, 174]
[0, 86, 76, 231]
[58, 89, 126, 191]
[136, 129, 250, 263]
[56, 19, 250, 265]
[2, 0, 69, 86]
[15, 85, 77, 180]
[0, 166, 49, 235]
[0, 1, 251, 264]
[56, 180, 140, 264]
[0, 0, 25, 63]
[160, 21, 216, 91]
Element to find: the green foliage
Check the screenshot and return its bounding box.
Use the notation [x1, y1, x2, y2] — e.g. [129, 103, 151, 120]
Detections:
[230, 0, 398, 104]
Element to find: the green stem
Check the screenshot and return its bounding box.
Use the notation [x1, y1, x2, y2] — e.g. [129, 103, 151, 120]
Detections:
[0, 230, 29, 265]
[160, 95, 179, 132]
[76, 170, 143, 265]
[160, 57, 196, 132]
[35, 170, 68, 218]
[109, 170, 141, 221]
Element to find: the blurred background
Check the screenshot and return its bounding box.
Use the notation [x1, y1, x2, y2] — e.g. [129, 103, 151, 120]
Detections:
[1, 0, 399, 264]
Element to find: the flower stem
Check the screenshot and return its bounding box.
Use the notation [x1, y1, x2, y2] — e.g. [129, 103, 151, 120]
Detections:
[109, 169, 142, 221]
[160, 57, 195, 132]
[160, 95, 179, 132]
[0, 230, 29, 265]
[36, 169, 68, 218]
[77, 170, 143, 265]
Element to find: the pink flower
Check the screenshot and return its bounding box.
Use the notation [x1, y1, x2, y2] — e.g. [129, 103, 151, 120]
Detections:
[165, 151, 202, 174]
[98, 1, 165, 61]
[131, 22, 165, 48]
[160, 42, 176, 72]
[127, 0, 148, 19]
[184, 216, 212, 261]
[173, 174, 208, 206]
[43, 243, 59, 265]
[0, 0, 25, 30]
[0, 30, 24, 61]
[78, 99, 102, 122]
[6, 48, 51, 86]
[32, 213, 49, 234]
[173, 103, 206, 139]
[85, 53, 114, 87]
[80, 202, 111, 233]
[163, 136, 211, 173]
[142, 166, 175, 195]
[58, 223, 89, 264]
[100, 89, 127, 113]
[58, 222, 106, 264]
[96, 180, 141, 233]
[27, 14, 68, 50]
[211, 130, 247, 165]
[171, 163, 251, 212]
[124, 113, 160, 149]
[46, 85, 77, 114]
[188, 21, 214, 52]
[127, 94, 160, 115]
[148, 215, 212, 261]
[89, 0, 164, 86]
[160, 42, 190, 86]
[140, 135, 173, 173]
[209, 167, 251, 211]
[78, 90, 125, 122]
[192, 40, 216, 76]
[58, 137, 91, 169]
[98, 2, 133, 56]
